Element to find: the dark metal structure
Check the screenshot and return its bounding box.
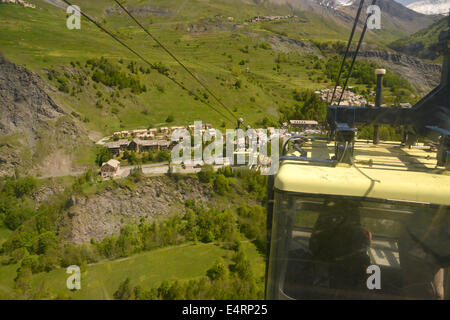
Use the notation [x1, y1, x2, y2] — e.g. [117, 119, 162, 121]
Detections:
[326, 15, 450, 166]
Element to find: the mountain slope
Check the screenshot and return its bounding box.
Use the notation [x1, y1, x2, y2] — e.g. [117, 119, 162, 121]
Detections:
[0, 0, 443, 176]
[335, 0, 438, 37]
[389, 16, 448, 60]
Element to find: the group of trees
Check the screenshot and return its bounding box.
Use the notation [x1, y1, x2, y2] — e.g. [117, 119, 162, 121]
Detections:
[87, 58, 147, 94]
[95, 146, 112, 167]
[0, 177, 38, 231]
[96, 202, 238, 260]
[0, 173, 106, 296]
[95, 146, 171, 168]
[279, 88, 328, 124]
[122, 149, 171, 165]
[114, 244, 263, 300]
[324, 56, 415, 102]
[312, 40, 347, 55]
[198, 165, 267, 201]
[142, 150, 171, 164]
[236, 204, 266, 253]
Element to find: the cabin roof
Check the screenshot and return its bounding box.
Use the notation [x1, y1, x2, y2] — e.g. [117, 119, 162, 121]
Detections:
[275, 140, 450, 206]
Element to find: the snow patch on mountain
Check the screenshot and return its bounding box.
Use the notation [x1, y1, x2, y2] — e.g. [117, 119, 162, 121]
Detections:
[407, 0, 450, 16]
[336, 0, 355, 6]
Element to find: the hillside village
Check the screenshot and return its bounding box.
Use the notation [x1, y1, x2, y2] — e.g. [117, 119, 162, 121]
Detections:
[247, 15, 296, 23]
[98, 119, 325, 179]
[317, 87, 369, 106]
[316, 87, 413, 108]
[102, 123, 288, 156]
[0, 0, 36, 8]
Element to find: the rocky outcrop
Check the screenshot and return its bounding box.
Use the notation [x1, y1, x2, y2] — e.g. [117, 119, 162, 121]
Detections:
[0, 56, 90, 177]
[356, 50, 442, 93]
[357, 51, 441, 74]
[0, 56, 65, 136]
[268, 35, 321, 55]
[65, 176, 213, 244]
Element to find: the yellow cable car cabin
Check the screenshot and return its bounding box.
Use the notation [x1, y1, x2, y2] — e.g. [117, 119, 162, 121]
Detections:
[266, 139, 450, 300]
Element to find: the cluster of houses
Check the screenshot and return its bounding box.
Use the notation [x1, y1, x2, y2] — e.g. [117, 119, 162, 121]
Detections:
[99, 122, 322, 178]
[1, 0, 36, 8]
[104, 139, 172, 156]
[316, 87, 370, 107]
[289, 120, 320, 130]
[113, 124, 213, 140]
[106, 124, 214, 156]
[316, 87, 413, 108]
[248, 15, 295, 23]
[105, 125, 295, 156]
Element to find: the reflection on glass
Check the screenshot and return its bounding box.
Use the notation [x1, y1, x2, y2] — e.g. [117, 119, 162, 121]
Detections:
[267, 193, 449, 300]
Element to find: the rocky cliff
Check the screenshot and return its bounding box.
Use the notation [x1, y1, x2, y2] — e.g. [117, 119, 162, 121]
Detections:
[0, 56, 65, 136]
[0, 56, 91, 177]
[357, 50, 442, 93]
[63, 176, 214, 244]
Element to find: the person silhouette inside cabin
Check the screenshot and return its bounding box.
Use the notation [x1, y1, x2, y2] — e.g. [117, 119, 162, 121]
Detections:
[309, 199, 372, 291]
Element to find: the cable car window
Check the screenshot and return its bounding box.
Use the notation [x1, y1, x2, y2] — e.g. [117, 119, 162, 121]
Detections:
[267, 192, 450, 300]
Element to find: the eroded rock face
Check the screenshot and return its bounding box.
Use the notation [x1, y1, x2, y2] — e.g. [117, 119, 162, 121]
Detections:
[0, 56, 65, 136]
[66, 176, 213, 244]
[268, 35, 321, 55]
[357, 50, 442, 93]
[0, 56, 65, 176]
[0, 56, 91, 177]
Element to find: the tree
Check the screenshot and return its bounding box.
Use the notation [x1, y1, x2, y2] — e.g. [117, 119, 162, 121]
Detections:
[14, 265, 32, 292]
[128, 166, 143, 182]
[197, 164, 214, 183]
[4, 207, 35, 230]
[218, 166, 234, 178]
[207, 259, 228, 281]
[279, 89, 327, 123]
[166, 114, 175, 123]
[156, 150, 170, 162]
[214, 174, 229, 195]
[114, 278, 134, 300]
[10, 177, 37, 198]
[233, 250, 253, 281]
[123, 151, 138, 165]
[37, 231, 59, 254]
[95, 147, 111, 167]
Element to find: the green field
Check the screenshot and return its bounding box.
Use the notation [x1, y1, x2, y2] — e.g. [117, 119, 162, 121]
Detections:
[0, 241, 265, 300]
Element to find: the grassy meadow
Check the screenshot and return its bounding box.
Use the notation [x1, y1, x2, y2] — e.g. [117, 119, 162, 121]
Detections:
[0, 241, 264, 300]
